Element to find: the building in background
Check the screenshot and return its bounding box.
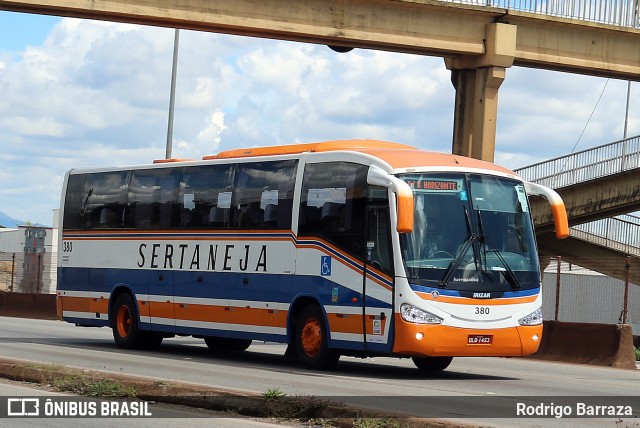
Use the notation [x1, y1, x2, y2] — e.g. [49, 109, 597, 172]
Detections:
[0, 211, 58, 294]
[0, 228, 21, 292]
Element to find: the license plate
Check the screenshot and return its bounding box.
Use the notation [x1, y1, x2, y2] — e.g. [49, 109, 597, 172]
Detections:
[467, 334, 493, 345]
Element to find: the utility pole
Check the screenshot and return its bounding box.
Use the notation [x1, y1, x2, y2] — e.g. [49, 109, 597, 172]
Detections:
[624, 81, 631, 139]
[166, 28, 180, 159]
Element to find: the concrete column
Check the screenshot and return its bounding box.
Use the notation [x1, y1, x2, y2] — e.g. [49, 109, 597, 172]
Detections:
[450, 66, 505, 162]
[445, 23, 516, 162]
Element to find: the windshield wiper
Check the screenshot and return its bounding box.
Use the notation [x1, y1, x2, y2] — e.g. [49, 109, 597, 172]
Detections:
[476, 210, 521, 289]
[439, 207, 477, 288]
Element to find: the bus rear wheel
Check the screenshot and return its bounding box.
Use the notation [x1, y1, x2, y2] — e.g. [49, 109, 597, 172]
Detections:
[204, 337, 252, 352]
[412, 356, 453, 371]
[111, 293, 162, 350]
[295, 305, 339, 370]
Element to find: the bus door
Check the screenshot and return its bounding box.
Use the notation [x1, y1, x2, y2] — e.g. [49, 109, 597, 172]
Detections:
[149, 270, 175, 333]
[363, 189, 394, 352]
[175, 271, 230, 337]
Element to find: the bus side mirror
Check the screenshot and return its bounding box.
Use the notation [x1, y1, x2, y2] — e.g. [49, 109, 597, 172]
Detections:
[367, 165, 414, 233]
[523, 181, 570, 239]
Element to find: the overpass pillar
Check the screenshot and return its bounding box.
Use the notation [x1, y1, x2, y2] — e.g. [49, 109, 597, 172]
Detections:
[445, 23, 517, 162]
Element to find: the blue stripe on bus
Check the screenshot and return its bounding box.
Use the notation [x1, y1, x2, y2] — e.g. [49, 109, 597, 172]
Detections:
[409, 283, 539, 298]
[59, 267, 387, 306]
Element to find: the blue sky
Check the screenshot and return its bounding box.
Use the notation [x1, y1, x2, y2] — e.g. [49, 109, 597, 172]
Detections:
[0, 11, 59, 51]
[0, 10, 638, 226]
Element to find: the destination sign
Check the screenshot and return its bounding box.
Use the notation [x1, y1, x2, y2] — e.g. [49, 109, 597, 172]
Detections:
[405, 179, 461, 192]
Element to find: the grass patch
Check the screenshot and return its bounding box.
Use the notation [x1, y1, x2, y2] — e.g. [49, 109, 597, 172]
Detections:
[353, 416, 403, 428]
[23, 362, 65, 372]
[258, 394, 345, 420]
[262, 387, 287, 399]
[51, 374, 137, 398]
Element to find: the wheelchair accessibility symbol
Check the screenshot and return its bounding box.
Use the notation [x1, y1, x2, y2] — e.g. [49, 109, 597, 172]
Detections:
[321, 256, 332, 276]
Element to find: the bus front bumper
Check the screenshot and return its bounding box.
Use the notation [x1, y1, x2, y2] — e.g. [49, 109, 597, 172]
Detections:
[392, 314, 543, 357]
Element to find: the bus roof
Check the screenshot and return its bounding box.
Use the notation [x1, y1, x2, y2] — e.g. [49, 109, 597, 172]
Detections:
[203, 139, 516, 176]
[203, 139, 417, 160]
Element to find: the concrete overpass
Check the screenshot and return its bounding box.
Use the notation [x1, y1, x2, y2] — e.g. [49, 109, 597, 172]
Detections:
[518, 135, 640, 284]
[2, 0, 640, 162]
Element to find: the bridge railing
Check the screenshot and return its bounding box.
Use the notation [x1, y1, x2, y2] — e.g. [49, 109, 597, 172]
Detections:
[513, 135, 640, 188]
[515, 135, 640, 254]
[571, 214, 640, 256]
[445, 1, 639, 28]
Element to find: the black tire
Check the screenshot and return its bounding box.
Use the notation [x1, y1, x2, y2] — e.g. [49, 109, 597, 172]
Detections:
[140, 334, 164, 350]
[204, 337, 252, 352]
[111, 293, 161, 349]
[412, 356, 453, 371]
[295, 305, 339, 370]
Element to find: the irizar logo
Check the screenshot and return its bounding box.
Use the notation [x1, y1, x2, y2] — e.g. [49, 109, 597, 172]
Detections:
[473, 292, 491, 298]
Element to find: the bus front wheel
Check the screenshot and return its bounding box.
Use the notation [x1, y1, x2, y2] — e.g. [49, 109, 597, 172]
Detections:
[295, 305, 339, 370]
[412, 356, 453, 371]
[111, 293, 162, 349]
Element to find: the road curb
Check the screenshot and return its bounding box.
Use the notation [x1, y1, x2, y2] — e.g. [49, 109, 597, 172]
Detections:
[0, 357, 466, 428]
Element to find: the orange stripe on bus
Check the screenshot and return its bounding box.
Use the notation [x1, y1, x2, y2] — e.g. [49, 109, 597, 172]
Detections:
[58, 296, 92, 313]
[174, 304, 229, 323]
[147, 302, 175, 319]
[228, 307, 288, 328]
[66, 235, 293, 242]
[327, 313, 363, 334]
[415, 292, 537, 306]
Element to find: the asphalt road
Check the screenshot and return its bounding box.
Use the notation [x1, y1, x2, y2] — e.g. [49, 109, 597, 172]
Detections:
[0, 316, 638, 427]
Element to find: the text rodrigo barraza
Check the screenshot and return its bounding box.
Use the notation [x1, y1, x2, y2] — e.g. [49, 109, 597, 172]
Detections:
[516, 402, 633, 418]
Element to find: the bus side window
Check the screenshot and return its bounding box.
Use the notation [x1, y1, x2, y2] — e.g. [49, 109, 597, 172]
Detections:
[299, 162, 368, 258]
[63, 174, 87, 230]
[179, 164, 235, 229]
[232, 160, 297, 230]
[127, 168, 179, 229]
[82, 171, 129, 230]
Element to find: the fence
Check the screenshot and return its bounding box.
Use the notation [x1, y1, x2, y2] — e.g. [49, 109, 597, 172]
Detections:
[513, 135, 640, 257]
[0, 252, 56, 295]
[514, 135, 640, 188]
[444, 0, 640, 28]
[543, 256, 640, 335]
[571, 214, 640, 256]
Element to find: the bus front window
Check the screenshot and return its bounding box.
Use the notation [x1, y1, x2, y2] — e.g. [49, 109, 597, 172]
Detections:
[399, 173, 541, 292]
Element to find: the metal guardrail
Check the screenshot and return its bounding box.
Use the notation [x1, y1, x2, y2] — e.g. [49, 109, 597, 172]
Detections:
[445, 1, 639, 28]
[571, 214, 640, 256]
[514, 135, 640, 255]
[514, 135, 640, 188]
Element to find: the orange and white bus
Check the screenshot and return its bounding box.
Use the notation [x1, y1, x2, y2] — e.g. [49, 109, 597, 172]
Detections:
[57, 140, 568, 371]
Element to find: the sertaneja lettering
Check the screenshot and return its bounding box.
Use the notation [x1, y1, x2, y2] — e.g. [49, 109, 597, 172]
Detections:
[137, 243, 267, 272]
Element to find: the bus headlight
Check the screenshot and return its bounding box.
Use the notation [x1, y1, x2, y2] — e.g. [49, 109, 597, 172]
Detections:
[518, 308, 543, 326]
[400, 304, 443, 324]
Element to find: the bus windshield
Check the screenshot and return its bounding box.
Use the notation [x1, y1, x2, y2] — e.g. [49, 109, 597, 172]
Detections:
[398, 173, 540, 291]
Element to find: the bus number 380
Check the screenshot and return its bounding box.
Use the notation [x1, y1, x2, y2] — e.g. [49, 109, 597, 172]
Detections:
[475, 307, 490, 315]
